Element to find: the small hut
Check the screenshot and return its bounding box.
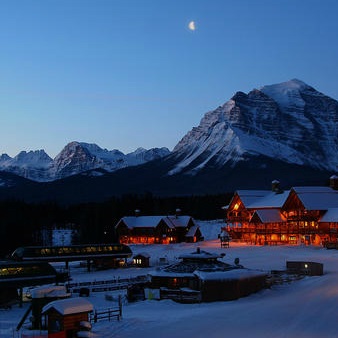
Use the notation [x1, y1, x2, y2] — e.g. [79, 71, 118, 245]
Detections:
[42, 297, 93, 338]
[30, 285, 71, 330]
[133, 253, 150, 267]
[194, 269, 267, 302]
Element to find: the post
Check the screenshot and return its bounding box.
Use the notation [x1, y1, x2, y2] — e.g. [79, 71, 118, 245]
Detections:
[118, 294, 122, 319]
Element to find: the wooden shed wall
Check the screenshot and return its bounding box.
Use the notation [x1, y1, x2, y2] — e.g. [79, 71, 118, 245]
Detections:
[200, 274, 267, 302]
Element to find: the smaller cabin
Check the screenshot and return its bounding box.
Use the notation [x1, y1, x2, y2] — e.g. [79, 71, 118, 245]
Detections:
[148, 248, 268, 302]
[42, 297, 93, 338]
[286, 261, 324, 276]
[133, 253, 150, 268]
[30, 285, 71, 330]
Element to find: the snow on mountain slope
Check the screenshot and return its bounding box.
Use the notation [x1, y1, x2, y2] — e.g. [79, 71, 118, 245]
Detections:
[169, 79, 338, 175]
[0, 142, 171, 182]
[0, 150, 53, 181]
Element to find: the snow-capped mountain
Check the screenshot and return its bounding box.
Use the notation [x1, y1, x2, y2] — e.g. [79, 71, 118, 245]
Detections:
[0, 142, 170, 181]
[0, 150, 53, 181]
[169, 79, 338, 175]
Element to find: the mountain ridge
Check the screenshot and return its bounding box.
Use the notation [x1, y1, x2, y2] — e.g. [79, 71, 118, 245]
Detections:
[0, 142, 171, 182]
[1, 78, 337, 204]
[169, 79, 338, 175]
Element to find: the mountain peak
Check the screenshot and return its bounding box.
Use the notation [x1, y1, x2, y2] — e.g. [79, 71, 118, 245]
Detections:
[170, 79, 338, 175]
[0, 142, 171, 182]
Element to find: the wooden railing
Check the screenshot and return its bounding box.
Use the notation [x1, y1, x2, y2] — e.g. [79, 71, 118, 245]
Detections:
[159, 287, 201, 303]
[90, 295, 123, 322]
[66, 275, 148, 294]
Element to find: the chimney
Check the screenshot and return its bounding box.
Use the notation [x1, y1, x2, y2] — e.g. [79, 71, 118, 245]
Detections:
[175, 208, 181, 218]
[329, 175, 338, 190]
[271, 179, 280, 192]
[135, 209, 141, 217]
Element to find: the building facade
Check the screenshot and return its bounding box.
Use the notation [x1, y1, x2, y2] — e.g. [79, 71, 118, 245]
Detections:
[115, 214, 203, 244]
[224, 179, 338, 246]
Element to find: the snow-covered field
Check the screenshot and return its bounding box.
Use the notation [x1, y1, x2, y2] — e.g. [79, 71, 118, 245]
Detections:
[2, 220, 338, 337]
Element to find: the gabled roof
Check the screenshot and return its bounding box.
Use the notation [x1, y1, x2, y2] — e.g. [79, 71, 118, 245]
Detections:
[116, 215, 194, 230]
[291, 187, 338, 210]
[117, 216, 163, 229]
[234, 190, 272, 207]
[185, 225, 200, 237]
[42, 297, 93, 315]
[164, 215, 193, 228]
[319, 208, 338, 222]
[251, 209, 286, 223]
[248, 191, 290, 209]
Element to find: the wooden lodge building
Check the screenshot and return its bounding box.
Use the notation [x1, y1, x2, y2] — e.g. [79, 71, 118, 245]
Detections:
[224, 177, 338, 246]
[115, 211, 203, 244]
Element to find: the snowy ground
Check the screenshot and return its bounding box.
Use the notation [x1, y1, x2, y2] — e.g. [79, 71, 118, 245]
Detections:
[2, 220, 338, 337]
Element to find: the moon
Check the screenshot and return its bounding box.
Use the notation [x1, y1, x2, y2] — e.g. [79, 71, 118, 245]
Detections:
[188, 21, 196, 31]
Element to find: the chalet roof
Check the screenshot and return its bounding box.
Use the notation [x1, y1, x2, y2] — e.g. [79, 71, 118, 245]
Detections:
[235, 190, 272, 207]
[164, 215, 193, 228]
[248, 191, 289, 209]
[319, 208, 338, 222]
[117, 215, 194, 229]
[118, 216, 163, 228]
[291, 187, 338, 210]
[185, 225, 200, 237]
[251, 209, 286, 223]
[42, 297, 93, 316]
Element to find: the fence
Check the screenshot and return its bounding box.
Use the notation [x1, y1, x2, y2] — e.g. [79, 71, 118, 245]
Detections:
[90, 295, 123, 323]
[159, 288, 201, 303]
[66, 275, 148, 294]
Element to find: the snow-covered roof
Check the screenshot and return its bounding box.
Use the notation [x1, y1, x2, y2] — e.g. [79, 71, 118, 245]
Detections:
[185, 225, 200, 237]
[292, 186, 335, 194]
[248, 191, 289, 209]
[148, 270, 196, 278]
[319, 208, 338, 222]
[118, 216, 163, 228]
[251, 209, 286, 223]
[133, 252, 150, 258]
[292, 187, 338, 210]
[31, 285, 70, 299]
[164, 215, 193, 228]
[235, 190, 272, 207]
[194, 269, 267, 281]
[178, 248, 220, 260]
[42, 297, 93, 315]
[117, 215, 194, 229]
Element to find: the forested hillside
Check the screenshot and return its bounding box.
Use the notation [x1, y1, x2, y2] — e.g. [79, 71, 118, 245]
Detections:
[0, 193, 231, 256]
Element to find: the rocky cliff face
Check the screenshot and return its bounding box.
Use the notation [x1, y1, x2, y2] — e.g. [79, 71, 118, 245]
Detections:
[169, 79, 338, 175]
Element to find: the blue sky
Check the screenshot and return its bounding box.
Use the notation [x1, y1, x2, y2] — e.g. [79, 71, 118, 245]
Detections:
[1, 0, 338, 158]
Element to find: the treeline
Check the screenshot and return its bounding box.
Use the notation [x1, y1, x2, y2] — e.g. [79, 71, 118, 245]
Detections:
[0, 193, 232, 257]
